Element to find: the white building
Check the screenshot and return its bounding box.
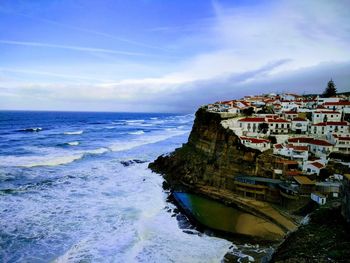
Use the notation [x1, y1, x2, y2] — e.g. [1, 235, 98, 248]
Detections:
[316, 96, 340, 106]
[280, 101, 299, 112]
[323, 101, 350, 112]
[311, 192, 326, 205]
[237, 117, 265, 133]
[312, 110, 341, 124]
[304, 161, 325, 175]
[283, 111, 299, 120]
[291, 117, 309, 134]
[310, 121, 349, 136]
[309, 139, 333, 157]
[267, 118, 290, 134]
[240, 136, 270, 152]
[328, 134, 350, 153]
[273, 144, 308, 163]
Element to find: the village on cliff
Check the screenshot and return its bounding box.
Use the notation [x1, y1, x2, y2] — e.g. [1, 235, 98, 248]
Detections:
[205, 83, 350, 212]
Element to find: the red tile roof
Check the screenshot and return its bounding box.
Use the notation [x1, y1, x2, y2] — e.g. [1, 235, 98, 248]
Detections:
[292, 117, 307, 122]
[310, 162, 324, 169]
[324, 101, 350, 106]
[267, 118, 290, 123]
[288, 137, 313, 143]
[291, 145, 309, 151]
[313, 121, 348, 126]
[238, 117, 265, 122]
[274, 144, 283, 149]
[310, 139, 333, 146]
[240, 136, 270, 144]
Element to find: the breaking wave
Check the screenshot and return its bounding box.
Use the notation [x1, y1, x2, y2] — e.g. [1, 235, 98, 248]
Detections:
[64, 130, 84, 135]
[128, 130, 145, 135]
[18, 127, 43, 132]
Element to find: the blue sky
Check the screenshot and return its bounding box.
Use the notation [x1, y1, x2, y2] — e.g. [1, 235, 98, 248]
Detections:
[0, 0, 349, 112]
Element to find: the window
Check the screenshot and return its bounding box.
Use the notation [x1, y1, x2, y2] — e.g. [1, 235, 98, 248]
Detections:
[281, 124, 284, 128]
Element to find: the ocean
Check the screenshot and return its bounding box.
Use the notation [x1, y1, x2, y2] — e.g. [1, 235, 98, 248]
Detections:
[0, 111, 233, 262]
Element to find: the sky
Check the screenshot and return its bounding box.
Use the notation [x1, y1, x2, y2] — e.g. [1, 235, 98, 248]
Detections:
[0, 0, 349, 113]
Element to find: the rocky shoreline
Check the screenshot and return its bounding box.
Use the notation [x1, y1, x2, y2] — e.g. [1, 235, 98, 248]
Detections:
[149, 107, 349, 262]
[149, 108, 298, 235]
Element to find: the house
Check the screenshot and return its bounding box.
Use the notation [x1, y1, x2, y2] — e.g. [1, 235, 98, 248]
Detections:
[273, 144, 308, 164]
[240, 136, 270, 152]
[288, 137, 313, 146]
[281, 101, 299, 112]
[303, 161, 325, 176]
[227, 106, 241, 114]
[237, 117, 265, 133]
[311, 192, 326, 205]
[283, 111, 299, 120]
[329, 134, 350, 153]
[291, 117, 309, 134]
[267, 118, 290, 134]
[312, 110, 341, 124]
[316, 96, 340, 106]
[309, 139, 333, 157]
[310, 121, 349, 136]
[323, 101, 350, 112]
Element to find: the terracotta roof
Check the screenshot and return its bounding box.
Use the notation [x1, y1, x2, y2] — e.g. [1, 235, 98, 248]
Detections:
[293, 176, 315, 185]
[313, 121, 348, 126]
[274, 144, 283, 149]
[333, 134, 350, 141]
[240, 136, 270, 144]
[291, 145, 309, 151]
[267, 118, 290, 123]
[288, 137, 313, 143]
[238, 117, 265, 122]
[310, 162, 324, 169]
[324, 101, 350, 106]
[309, 139, 333, 146]
[292, 117, 307, 122]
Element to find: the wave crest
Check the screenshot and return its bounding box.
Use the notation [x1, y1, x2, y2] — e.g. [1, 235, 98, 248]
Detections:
[64, 131, 83, 135]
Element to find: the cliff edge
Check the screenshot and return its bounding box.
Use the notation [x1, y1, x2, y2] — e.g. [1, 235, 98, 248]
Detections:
[149, 107, 297, 236]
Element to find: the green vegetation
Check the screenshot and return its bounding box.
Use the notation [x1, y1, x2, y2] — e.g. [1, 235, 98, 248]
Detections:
[322, 79, 337, 98]
[242, 107, 254, 116]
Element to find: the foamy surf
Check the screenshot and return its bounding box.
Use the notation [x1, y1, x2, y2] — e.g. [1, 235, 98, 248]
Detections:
[67, 141, 80, 146]
[129, 130, 145, 135]
[18, 127, 43, 132]
[64, 130, 84, 135]
[109, 130, 189, 152]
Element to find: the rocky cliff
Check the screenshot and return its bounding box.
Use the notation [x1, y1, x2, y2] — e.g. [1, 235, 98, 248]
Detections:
[149, 107, 263, 189]
[149, 108, 297, 237]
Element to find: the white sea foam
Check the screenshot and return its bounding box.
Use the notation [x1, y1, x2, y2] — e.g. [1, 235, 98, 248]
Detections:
[67, 141, 80, 146]
[64, 130, 83, 135]
[129, 130, 145, 135]
[109, 130, 189, 152]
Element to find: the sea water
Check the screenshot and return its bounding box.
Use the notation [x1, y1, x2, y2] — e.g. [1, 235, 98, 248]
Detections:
[0, 111, 234, 262]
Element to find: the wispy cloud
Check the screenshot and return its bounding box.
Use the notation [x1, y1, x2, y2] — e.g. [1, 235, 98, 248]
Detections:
[0, 8, 169, 52]
[0, 40, 159, 57]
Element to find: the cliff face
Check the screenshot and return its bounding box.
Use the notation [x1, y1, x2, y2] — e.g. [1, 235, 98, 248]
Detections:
[149, 108, 262, 190]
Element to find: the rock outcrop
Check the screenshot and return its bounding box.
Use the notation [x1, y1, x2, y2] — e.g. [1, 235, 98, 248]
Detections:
[149, 107, 262, 189]
[149, 107, 297, 237]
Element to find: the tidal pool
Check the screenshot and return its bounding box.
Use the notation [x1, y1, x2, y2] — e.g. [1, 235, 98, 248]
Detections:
[174, 192, 284, 241]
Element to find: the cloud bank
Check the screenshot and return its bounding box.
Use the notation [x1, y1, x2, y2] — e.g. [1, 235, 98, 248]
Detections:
[0, 0, 349, 112]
